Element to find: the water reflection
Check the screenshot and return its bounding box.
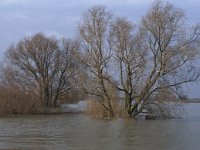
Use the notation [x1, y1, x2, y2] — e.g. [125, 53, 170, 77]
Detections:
[0, 103, 200, 150]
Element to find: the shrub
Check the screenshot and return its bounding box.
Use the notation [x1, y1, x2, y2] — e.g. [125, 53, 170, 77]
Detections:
[0, 86, 43, 115]
[86, 98, 124, 118]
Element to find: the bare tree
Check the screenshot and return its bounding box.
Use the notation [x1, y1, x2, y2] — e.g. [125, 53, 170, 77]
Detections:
[6, 33, 78, 108]
[110, 1, 200, 118]
[109, 17, 146, 117]
[78, 6, 115, 117]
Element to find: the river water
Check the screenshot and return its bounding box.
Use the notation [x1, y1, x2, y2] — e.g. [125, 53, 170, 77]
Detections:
[0, 103, 200, 150]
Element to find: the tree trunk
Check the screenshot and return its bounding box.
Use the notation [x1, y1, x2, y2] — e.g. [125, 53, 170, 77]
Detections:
[124, 93, 132, 118]
[107, 101, 115, 117]
[43, 85, 51, 107]
[53, 98, 58, 107]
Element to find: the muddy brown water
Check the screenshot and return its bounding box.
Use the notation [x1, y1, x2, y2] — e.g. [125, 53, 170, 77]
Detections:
[0, 103, 200, 150]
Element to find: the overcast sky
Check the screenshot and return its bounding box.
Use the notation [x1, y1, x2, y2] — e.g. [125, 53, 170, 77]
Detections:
[0, 0, 200, 98]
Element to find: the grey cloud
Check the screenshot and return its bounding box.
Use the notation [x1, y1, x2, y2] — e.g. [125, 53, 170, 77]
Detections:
[1, 0, 199, 51]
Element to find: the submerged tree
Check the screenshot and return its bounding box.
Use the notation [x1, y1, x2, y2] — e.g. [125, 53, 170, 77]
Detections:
[109, 17, 147, 117]
[77, 1, 200, 118]
[78, 6, 116, 117]
[110, 1, 200, 118]
[6, 33, 79, 107]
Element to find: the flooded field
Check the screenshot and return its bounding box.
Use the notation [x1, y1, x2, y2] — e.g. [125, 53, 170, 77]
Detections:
[0, 103, 200, 150]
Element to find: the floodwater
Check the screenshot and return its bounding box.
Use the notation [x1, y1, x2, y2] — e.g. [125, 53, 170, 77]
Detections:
[0, 103, 200, 150]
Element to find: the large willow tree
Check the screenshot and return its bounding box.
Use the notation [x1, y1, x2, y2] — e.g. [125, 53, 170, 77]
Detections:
[6, 33, 78, 107]
[79, 1, 200, 118]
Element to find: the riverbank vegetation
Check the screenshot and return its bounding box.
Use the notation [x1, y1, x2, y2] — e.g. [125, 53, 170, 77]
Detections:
[0, 0, 199, 119]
